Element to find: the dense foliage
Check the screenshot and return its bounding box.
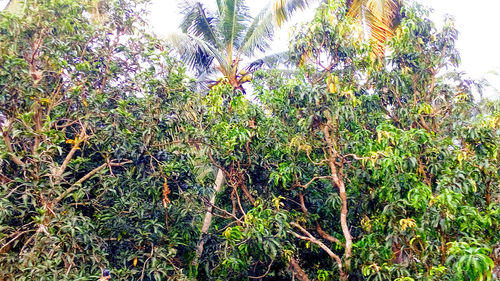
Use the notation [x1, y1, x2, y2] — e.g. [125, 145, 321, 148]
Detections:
[0, 0, 498, 281]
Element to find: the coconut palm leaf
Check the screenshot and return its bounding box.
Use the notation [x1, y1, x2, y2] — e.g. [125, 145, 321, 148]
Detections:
[273, 0, 312, 27]
[167, 32, 230, 74]
[257, 51, 290, 67]
[218, 0, 250, 52]
[240, 0, 315, 56]
[171, 0, 313, 89]
[179, 1, 223, 50]
[239, 5, 275, 56]
[347, 0, 402, 57]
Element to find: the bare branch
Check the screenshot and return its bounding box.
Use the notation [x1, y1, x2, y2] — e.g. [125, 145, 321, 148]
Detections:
[323, 125, 352, 261]
[341, 154, 364, 161]
[201, 196, 243, 224]
[298, 193, 308, 215]
[289, 257, 310, 281]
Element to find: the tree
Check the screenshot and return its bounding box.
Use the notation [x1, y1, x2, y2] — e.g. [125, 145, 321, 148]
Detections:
[168, 0, 313, 90]
[0, 0, 193, 279]
[169, 1, 314, 271]
[253, 1, 498, 279]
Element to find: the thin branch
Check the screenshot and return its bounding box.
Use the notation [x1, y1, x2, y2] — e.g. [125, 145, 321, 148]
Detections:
[54, 122, 88, 180]
[289, 222, 343, 272]
[140, 243, 154, 281]
[0, 120, 24, 166]
[233, 186, 247, 217]
[0, 229, 35, 254]
[341, 153, 364, 161]
[201, 196, 243, 224]
[249, 259, 274, 279]
[55, 160, 132, 204]
[306, 150, 329, 166]
[296, 176, 333, 189]
[316, 223, 343, 246]
[298, 193, 308, 215]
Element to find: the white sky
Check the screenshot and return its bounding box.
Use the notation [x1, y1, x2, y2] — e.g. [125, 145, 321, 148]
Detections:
[149, 0, 500, 99]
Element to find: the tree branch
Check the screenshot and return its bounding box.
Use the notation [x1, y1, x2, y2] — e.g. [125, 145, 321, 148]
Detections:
[290, 222, 343, 273]
[289, 257, 310, 281]
[249, 259, 274, 279]
[54, 123, 88, 180]
[298, 193, 308, 215]
[316, 223, 343, 246]
[54, 159, 132, 204]
[296, 176, 333, 189]
[323, 125, 352, 266]
[193, 168, 225, 267]
[0, 120, 24, 166]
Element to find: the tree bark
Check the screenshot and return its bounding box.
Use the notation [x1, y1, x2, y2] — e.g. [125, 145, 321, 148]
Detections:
[323, 126, 352, 272]
[289, 257, 310, 281]
[192, 168, 225, 267]
[290, 222, 344, 276]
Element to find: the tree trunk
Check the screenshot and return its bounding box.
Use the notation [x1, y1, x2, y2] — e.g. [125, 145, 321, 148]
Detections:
[323, 126, 352, 273]
[192, 168, 225, 267]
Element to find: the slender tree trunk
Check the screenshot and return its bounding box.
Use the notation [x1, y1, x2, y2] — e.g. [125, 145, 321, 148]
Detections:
[323, 126, 352, 276]
[192, 168, 225, 267]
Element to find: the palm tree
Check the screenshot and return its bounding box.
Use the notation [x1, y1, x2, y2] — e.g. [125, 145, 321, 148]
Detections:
[168, 0, 313, 90]
[347, 0, 402, 57]
[172, 0, 315, 270]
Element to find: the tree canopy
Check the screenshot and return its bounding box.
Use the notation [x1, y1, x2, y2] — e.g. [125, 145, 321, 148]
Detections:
[0, 0, 498, 281]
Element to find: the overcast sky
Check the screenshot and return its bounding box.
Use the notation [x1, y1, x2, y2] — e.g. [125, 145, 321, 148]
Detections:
[149, 0, 500, 99]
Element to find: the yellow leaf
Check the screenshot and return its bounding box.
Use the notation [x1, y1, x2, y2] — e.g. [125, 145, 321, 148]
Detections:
[39, 98, 51, 105]
[399, 218, 416, 231]
[299, 53, 306, 67]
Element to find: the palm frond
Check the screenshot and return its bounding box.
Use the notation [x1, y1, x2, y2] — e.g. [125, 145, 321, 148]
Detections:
[273, 0, 312, 27]
[179, 1, 223, 51]
[166, 32, 230, 74]
[257, 51, 290, 67]
[239, 5, 274, 56]
[240, 0, 315, 56]
[189, 70, 219, 93]
[218, 0, 250, 50]
[347, 0, 402, 57]
[346, 0, 363, 19]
